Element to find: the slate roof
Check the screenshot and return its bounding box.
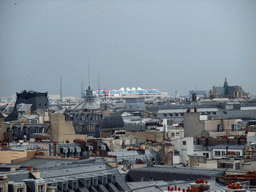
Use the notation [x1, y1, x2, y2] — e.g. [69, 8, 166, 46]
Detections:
[212, 144, 246, 150]
[99, 112, 124, 129]
[72, 86, 100, 111]
[127, 180, 168, 190]
[16, 158, 75, 170]
[15, 157, 131, 191]
[5, 91, 48, 121]
[6, 172, 36, 182]
[127, 167, 224, 182]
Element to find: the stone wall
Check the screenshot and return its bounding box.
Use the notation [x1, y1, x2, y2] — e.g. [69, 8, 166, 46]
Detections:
[0, 150, 27, 164]
[184, 112, 204, 138]
[125, 131, 164, 143]
[48, 113, 76, 143]
[189, 155, 207, 167]
[12, 151, 37, 164]
[0, 118, 7, 142]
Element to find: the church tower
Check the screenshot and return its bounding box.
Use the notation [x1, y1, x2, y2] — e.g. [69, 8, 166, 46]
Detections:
[224, 78, 229, 96]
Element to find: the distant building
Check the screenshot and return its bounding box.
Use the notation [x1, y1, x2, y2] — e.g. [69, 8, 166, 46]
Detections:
[184, 110, 243, 139]
[210, 78, 248, 99]
[124, 98, 146, 112]
[189, 90, 207, 100]
[5, 90, 49, 122]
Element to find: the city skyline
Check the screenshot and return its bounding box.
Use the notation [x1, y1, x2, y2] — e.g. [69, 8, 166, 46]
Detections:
[1, 0, 255, 97]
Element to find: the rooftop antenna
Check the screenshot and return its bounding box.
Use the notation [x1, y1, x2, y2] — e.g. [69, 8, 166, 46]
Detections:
[60, 76, 62, 102]
[88, 60, 90, 88]
[81, 78, 84, 99]
[98, 74, 100, 97]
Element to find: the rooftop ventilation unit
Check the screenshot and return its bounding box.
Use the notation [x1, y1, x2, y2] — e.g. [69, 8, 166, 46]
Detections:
[98, 175, 108, 185]
[108, 174, 117, 183]
[57, 179, 68, 192]
[91, 177, 98, 187]
[68, 178, 78, 190]
[78, 176, 91, 188]
[8, 181, 26, 192]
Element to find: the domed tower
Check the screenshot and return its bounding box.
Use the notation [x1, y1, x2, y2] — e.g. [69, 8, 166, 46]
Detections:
[71, 86, 100, 112]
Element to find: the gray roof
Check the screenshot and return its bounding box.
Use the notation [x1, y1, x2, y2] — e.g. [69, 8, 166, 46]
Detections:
[127, 180, 168, 190]
[194, 145, 209, 151]
[99, 112, 124, 129]
[6, 172, 35, 182]
[247, 136, 256, 145]
[158, 108, 218, 114]
[127, 166, 224, 182]
[15, 157, 131, 191]
[108, 149, 160, 164]
[212, 144, 246, 150]
[214, 87, 225, 95]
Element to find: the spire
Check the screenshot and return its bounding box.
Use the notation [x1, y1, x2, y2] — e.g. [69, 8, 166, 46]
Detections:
[224, 77, 229, 96]
[88, 60, 90, 89]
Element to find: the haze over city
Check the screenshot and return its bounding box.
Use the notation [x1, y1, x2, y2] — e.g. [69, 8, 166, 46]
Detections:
[1, 0, 255, 97]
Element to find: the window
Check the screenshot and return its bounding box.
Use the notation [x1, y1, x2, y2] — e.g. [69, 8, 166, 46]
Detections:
[38, 185, 44, 192]
[231, 124, 235, 131]
[17, 189, 23, 192]
[221, 151, 225, 156]
[183, 141, 186, 145]
[217, 125, 222, 132]
[171, 133, 175, 137]
[203, 153, 209, 158]
[215, 151, 220, 156]
[176, 132, 180, 135]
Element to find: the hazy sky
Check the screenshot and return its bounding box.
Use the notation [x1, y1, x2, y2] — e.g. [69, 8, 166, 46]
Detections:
[1, 0, 255, 97]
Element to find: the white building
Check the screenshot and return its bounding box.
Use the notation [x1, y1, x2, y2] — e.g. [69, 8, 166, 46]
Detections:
[171, 137, 194, 164]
